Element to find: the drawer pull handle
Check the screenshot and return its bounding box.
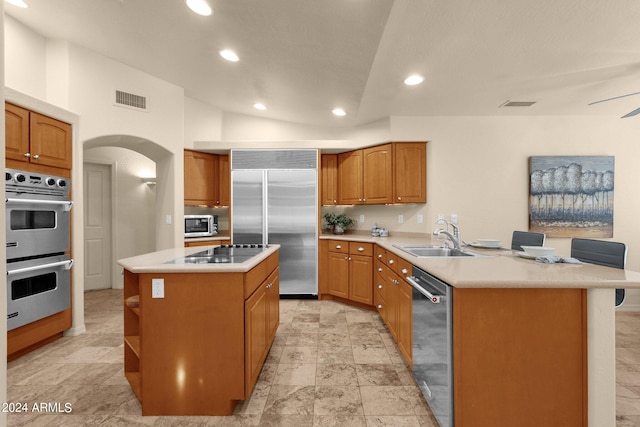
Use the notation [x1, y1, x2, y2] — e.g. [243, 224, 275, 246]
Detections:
[388, 259, 394, 265]
[357, 247, 364, 252]
[377, 253, 383, 258]
[377, 267, 382, 272]
[336, 245, 342, 249]
[377, 304, 382, 309]
[401, 268, 408, 274]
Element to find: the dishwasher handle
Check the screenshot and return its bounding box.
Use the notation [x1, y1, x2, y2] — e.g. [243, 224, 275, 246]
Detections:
[406, 276, 441, 303]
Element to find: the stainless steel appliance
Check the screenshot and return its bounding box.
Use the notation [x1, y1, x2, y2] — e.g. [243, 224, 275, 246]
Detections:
[5, 168, 74, 331]
[5, 168, 73, 259]
[6, 254, 73, 330]
[231, 150, 317, 296]
[184, 214, 218, 237]
[167, 244, 269, 264]
[406, 266, 453, 427]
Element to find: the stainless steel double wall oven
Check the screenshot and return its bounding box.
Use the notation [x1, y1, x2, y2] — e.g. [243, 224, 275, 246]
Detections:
[5, 168, 74, 331]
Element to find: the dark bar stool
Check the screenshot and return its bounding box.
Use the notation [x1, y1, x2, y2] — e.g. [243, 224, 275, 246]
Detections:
[570, 238, 627, 307]
[511, 231, 546, 252]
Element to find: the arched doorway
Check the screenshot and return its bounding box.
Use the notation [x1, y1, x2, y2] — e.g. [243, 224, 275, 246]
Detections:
[83, 135, 176, 289]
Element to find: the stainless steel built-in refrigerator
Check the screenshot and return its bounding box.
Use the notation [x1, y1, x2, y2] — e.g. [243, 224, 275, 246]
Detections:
[231, 150, 318, 296]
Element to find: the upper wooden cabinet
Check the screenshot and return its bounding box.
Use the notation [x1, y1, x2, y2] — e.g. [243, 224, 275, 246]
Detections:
[363, 144, 393, 204]
[393, 142, 427, 203]
[327, 142, 426, 206]
[6, 103, 72, 170]
[320, 154, 338, 206]
[218, 154, 230, 207]
[337, 150, 363, 204]
[184, 150, 230, 207]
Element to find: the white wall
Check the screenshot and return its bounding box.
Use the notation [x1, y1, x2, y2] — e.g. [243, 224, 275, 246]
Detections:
[4, 15, 45, 99]
[184, 97, 223, 149]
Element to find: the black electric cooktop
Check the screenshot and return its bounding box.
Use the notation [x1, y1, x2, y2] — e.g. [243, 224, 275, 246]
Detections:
[167, 244, 269, 264]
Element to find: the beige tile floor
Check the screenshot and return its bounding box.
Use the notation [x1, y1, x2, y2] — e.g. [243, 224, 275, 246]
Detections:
[6, 289, 439, 426]
[6, 289, 640, 426]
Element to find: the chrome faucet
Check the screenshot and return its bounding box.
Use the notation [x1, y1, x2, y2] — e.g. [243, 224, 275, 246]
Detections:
[433, 228, 461, 250]
[434, 218, 462, 249]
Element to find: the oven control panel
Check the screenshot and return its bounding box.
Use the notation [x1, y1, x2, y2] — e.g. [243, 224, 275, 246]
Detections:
[5, 168, 70, 193]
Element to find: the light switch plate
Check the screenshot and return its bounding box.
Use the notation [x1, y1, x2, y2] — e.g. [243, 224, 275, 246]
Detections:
[417, 214, 423, 224]
[152, 278, 165, 298]
[451, 213, 458, 224]
[398, 215, 404, 224]
[360, 214, 365, 223]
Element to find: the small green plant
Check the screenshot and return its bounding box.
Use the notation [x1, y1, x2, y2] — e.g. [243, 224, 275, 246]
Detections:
[323, 213, 355, 232]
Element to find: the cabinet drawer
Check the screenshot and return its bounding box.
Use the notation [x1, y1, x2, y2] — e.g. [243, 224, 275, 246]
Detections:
[396, 257, 412, 278]
[327, 240, 349, 254]
[349, 242, 372, 256]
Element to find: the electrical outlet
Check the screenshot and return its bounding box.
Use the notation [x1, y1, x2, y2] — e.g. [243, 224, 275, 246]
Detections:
[152, 278, 165, 298]
[437, 213, 445, 221]
[398, 215, 404, 224]
[165, 214, 172, 225]
[417, 214, 423, 224]
[360, 214, 365, 223]
[451, 214, 458, 224]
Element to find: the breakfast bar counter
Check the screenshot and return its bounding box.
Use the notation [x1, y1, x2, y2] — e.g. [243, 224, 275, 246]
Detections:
[320, 231, 640, 427]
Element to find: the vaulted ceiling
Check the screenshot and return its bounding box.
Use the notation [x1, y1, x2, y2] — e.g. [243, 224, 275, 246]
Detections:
[6, 0, 640, 127]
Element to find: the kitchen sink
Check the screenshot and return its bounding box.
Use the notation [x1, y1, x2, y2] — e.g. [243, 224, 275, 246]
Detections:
[393, 245, 482, 258]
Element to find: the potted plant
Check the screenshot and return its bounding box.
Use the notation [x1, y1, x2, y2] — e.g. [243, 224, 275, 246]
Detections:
[323, 213, 355, 235]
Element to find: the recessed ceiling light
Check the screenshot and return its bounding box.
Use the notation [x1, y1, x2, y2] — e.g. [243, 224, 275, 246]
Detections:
[5, 0, 28, 8]
[253, 103, 266, 111]
[185, 0, 212, 16]
[219, 50, 239, 62]
[332, 108, 346, 117]
[404, 75, 424, 86]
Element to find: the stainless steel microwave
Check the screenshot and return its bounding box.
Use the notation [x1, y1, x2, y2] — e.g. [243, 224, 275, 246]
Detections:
[184, 215, 218, 237]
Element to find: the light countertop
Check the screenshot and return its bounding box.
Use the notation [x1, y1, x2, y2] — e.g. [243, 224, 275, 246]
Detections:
[321, 231, 640, 289]
[118, 244, 280, 273]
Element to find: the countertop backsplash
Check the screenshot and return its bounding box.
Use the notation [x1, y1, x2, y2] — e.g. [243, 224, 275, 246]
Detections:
[321, 204, 430, 235]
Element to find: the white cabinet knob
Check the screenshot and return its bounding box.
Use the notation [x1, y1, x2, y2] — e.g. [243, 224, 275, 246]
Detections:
[378, 284, 382, 289]
[401, 268, 408, 274]
[24, 152, 31, 158]
[32, 154, 40, 159]
[388, 259, 394, 265]
[357, 247, 364, 252]
[336, 245, 342, 249]
[377, 267, 382, 272]
[377, 304, 382, 309]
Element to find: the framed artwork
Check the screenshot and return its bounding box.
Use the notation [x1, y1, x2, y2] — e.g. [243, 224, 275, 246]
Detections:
[529, 156, 614, 238]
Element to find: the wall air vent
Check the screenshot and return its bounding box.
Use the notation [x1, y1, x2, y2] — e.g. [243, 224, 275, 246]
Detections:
[114, 90, 148, 111]
[500, 100, 537, 107]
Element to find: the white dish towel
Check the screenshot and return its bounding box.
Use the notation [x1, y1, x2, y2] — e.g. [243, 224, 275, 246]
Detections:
[535, 255, 583, 264]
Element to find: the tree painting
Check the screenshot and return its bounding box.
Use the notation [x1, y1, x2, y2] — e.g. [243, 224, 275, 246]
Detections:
[529, 156, 614, 238]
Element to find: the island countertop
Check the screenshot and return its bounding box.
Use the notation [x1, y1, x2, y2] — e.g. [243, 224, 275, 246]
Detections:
[320, 231, 640, 289]
[118, 244, 280, 273]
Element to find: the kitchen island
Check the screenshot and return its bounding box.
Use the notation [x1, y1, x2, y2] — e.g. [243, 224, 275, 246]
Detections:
[320, 232, 640, 427]
[117, 244, 279, 416]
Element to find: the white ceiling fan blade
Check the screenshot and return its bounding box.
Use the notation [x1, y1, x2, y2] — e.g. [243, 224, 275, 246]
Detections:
[621, 106, 640, 118]
[589, 90, 640, 106]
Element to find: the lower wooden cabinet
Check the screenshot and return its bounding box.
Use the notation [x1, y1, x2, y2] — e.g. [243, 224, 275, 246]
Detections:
[184, 239, 231, 247]
[374, 245, 412, 366]
[322, 240, 373, 306]
[245, 267, 279, 394]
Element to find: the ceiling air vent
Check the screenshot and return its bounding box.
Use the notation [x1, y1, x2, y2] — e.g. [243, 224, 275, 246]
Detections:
[500, 100, 536, 107]
[114, 90, 148, 111]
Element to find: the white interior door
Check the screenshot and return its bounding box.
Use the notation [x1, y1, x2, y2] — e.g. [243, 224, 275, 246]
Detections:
[83, 162, 113, 290]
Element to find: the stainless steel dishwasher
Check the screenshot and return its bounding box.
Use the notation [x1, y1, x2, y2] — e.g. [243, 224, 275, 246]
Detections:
[406, 266, 453, 427]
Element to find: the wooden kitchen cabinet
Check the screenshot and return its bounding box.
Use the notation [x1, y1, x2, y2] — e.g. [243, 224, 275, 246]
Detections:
[337, 144, 393, 205]
[337, 150, 363, 204]
[393, 142, 427, 203]
[322, 240, 374, 306]
[218, 154, 231, 207]
[6, 102, 72, 170]
[363, 144, 393, 204]
[184, 149, 219, 206]
[332, 142, 425, 205]
[184, 150, 231, 207]
[320, 154, 338, 205]
[374, 245, 412, 366]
